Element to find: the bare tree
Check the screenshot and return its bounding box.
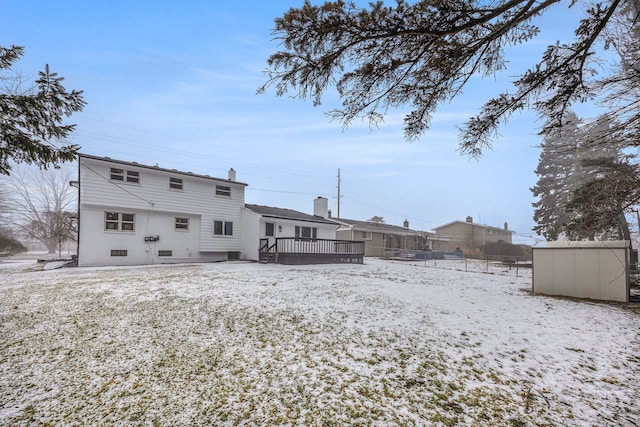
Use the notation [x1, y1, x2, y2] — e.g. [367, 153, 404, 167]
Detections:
[8, 166, 77, 256]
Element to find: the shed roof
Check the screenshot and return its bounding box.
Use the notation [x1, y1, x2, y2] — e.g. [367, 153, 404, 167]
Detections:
[533, 240, 629, 249]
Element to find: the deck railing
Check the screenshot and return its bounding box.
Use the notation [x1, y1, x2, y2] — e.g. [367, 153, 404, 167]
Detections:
[259, 238, 364, 264]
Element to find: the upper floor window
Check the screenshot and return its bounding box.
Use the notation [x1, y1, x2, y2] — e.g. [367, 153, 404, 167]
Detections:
[295, 226, 317, 240]
[214, 220, 233, 236]
[105, 212, 135, 231]
[175, 217, 189, 230]
[110, 167, 139, 184]
[169, 177, 183, 190]
[215, 185, 231, 197]
[362, 231, 372, 240]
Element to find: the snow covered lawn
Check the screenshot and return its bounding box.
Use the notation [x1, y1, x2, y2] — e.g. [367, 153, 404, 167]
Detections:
[1, 258, 638, 426]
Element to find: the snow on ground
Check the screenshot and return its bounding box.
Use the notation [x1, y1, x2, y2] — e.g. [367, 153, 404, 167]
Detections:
[0, 258, 638, 426]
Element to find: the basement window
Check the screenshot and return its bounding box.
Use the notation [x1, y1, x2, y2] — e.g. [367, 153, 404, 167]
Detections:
[110, 249, 128, 257]
[158, 250, 172, 257]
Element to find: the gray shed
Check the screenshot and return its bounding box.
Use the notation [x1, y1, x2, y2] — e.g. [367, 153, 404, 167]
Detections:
[532, 240, 630, 303]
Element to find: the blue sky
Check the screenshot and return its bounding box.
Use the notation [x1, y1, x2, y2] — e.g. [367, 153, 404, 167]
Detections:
[1, 1, 592, 243]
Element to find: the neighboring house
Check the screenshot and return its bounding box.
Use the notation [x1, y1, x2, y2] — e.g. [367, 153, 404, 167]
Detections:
[242, 197, 339, 262]
[77, 154, 247, 266]
[433, 216, 514, 253]
[335, 218, 448, 257]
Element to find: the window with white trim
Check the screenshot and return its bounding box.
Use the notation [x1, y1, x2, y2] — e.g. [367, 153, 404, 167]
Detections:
[295, 226, 317, 239]
[175, 217, 189, 230]
[105, 212, 135, 231]
[214, 220, 233, 236]
[362, 231, 372, 240]
[215, 185, 231, 197]
[265, 222, 275, 237]
[169, 177, 183, 190]
[110, 167, 139, 183]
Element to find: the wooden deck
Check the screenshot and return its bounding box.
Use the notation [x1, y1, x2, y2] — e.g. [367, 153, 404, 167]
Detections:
[259, 238, 364, 265]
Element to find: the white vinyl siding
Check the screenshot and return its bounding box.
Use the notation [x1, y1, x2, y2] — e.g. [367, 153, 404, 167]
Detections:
[80, 156, 245, 254]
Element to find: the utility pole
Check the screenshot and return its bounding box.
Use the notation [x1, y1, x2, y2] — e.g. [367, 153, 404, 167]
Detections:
[337, 168, 341, 218]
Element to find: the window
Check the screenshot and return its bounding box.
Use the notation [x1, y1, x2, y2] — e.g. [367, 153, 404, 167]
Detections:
[169, 177, 183, 190]
[158, 250, 172, 257]
[362, 231, 372, 240]
[105, 212, 135, 231]
[214, 220, 233, 236]
[110, 167, 139, 183]
[295, 226, 317, 239]
[175, 217, 189, 230]
[215, 185, 231, 197]
[110, 249, 128, 257]
[265, 222, 275, 237]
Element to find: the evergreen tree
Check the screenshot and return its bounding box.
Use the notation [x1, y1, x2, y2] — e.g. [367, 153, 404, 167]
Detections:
[531, 112, 582, 240]
[533, 113, 639, 241]
[0, 45, 85, 175]
[564, 116, 639, 240]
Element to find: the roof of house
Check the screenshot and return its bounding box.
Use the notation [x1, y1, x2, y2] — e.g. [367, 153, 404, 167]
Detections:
[533, 240, 629, 249]
[79, 153, 248, 186]
[334, 217, 436, 236]
[245, 204, 337, 225]
[434, 220, 514, 234]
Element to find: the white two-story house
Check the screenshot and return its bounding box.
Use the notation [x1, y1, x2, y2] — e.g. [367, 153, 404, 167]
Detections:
[77, 154, 247, 266]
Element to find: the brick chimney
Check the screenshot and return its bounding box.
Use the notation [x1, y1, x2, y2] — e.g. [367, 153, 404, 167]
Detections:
[228, 168, 236, 181]
[466, 216, 473, 223]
